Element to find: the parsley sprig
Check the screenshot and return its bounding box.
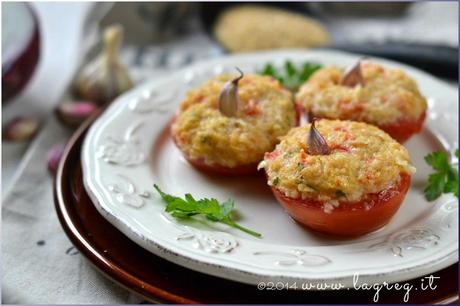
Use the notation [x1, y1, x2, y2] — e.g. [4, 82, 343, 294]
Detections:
[154, 184, 261, 238]
[424, 149, 458, 201]
[258, 60, 322, 91]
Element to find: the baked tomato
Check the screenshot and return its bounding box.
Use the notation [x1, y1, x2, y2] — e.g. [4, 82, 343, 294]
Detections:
[271, 173, 411, 237]
[170, 103, 301, 176]
[307, 110, 426, 143]
[171, 126, 260, 176]
[378, 111, 426, 143]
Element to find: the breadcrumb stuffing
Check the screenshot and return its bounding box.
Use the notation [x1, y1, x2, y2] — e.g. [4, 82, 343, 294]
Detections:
[173, 74, 297, 167]
[296, 62, 427, 125]
[262, 119, 415, 202]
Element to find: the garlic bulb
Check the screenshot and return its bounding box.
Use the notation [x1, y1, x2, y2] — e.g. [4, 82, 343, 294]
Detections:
[74, 24, 133, 105]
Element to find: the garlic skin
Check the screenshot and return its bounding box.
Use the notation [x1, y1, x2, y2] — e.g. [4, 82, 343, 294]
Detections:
[307, 119, 330, 155]
[340, 60, 365, 87]
[56, 101, 98, 128]
[74, 24, 133, 105]
[3, 116, 40, 142]
[218, 68, 244, 117]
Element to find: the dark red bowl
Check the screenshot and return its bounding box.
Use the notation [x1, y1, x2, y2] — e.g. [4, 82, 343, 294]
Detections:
[2, 2, 40, 103]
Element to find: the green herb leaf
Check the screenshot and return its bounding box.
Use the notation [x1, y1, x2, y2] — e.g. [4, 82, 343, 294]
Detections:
[299, 63, 322, 83]
[424, 172, 445, 201]
[258, 60, 322, 91]
[285, 61, 297, 77]
[424, 150, 458, 201]
[153, 184, 262, 238]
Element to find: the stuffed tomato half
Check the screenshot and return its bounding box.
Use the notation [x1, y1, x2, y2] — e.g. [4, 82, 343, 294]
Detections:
[259, 119, 415, 236]
[172, 71, 298, 175]
[295, 61, 427, 143]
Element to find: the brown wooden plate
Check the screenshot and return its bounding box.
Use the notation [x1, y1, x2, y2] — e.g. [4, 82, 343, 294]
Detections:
[54, 112, 458, 304]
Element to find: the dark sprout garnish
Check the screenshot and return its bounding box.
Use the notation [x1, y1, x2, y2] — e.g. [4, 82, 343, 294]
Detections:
[218, 67, 244, 117]
[340, 60, 365, 87]
[307, 118, 330, 155]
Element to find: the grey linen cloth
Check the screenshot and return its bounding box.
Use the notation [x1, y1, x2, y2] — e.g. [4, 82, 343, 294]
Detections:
[2, 117, 143, 304]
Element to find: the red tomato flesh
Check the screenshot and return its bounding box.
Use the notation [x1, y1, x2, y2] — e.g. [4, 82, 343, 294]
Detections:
[271, 173, 411, 237]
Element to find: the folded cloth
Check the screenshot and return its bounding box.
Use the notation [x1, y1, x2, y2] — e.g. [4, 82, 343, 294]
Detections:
[1, 116, 144, 304]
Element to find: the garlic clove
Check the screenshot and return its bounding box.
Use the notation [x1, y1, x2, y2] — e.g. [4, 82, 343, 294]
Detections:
[218, 68, 244, 117]
[56, 101, 98, 128]
[340, 60, 365, 87]
[3, 116, 40, 142]
[307, 118, 330, 155]
[73, 24, 133, 105]
[47, 143, 66, 175]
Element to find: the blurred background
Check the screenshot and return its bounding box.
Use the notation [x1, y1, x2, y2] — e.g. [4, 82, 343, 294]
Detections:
[1, 1, 459, 190]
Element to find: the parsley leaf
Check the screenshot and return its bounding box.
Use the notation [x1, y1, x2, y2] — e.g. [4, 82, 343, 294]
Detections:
[258, 60, 322, 91]
[424, 150, 458, 201]
[154, 184, 262, 238]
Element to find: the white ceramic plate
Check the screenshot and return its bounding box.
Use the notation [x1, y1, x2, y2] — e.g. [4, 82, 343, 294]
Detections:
[82, 50, 458, 287]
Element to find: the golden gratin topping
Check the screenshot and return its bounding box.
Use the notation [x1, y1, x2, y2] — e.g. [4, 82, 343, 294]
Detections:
[296, 62, 427, 125]
[172, 74, 297, 167]
[261, 119, 415, 203]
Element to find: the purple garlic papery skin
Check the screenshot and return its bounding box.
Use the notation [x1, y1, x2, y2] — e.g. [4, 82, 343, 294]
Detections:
[3, 116, 40, 141]
[218, 81, 239, 117]
[340, 60, 365, 87]
[56, 101, 98, 128]
[307, 119, 330, 155]
[218, 68, 244, 117]
[47, 143, 66, 175]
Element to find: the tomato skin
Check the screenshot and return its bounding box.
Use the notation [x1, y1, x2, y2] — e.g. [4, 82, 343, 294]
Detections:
[270, 173, 411, 237]
[294, 102, 302, 126]
[378, 111, 426, 143]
